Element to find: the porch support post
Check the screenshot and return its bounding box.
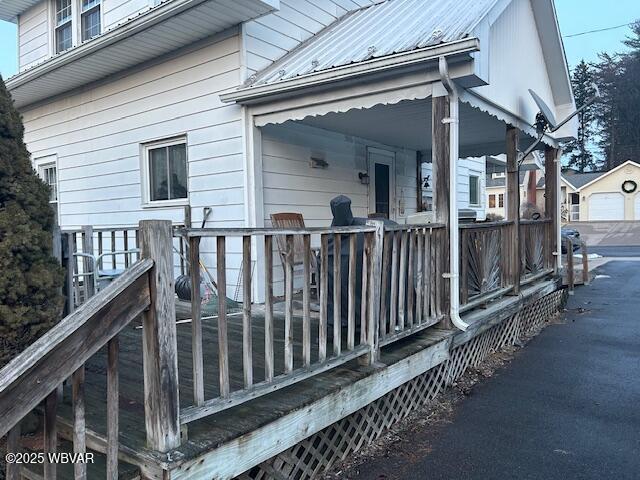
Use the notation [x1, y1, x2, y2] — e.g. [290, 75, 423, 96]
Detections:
[505, 125, 521, 294]
[244, 108, 266, 303]
[139, 220, 180, 452]
[432, 95, 451, 328]
[544, 146, 560, 273]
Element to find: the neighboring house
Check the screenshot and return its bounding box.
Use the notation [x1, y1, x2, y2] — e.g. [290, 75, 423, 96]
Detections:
[485, 153, 542, 218]
[423, 157, 487, 221]
[537, 160, 640, 221]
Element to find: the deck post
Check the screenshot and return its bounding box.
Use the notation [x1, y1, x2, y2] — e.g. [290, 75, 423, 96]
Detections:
[139, 220, 181, 452]
[432, 94, 451, 328]
[545, 146, 560, 274]
[506, 125, 521, 294]
[82, 226, 95, 299]
[366, 220, 384, 364]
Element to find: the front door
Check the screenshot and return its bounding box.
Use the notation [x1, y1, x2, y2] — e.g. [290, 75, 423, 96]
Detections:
[368, 148, 396, 220]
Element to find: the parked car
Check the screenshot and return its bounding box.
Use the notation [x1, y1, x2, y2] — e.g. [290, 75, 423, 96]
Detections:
[561, 227, 581, 253]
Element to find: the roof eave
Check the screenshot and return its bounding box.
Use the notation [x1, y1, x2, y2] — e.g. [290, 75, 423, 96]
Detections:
[220, 37, 480, 105]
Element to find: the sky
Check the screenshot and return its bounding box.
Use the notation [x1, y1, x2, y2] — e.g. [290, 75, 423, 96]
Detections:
[0, 0, 639, 78]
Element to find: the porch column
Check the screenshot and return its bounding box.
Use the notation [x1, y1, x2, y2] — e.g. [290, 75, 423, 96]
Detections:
[544, 146, 560, 273]
[432, 95, 451, 327]
[505, 125, 520, 294]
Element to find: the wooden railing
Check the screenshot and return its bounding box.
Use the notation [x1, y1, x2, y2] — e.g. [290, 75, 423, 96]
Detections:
[520, 219, 553, 281]
[378, 225, 446, 346]
[177, 223, 381, 425]
[0, 259, 153, 479]
[459, 221, 514, 310]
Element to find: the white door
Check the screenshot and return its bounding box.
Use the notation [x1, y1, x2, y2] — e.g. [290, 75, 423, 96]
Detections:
[368, 148, 396, 220]
[588, 192, 624, 221]
[635, 193, 640, 220]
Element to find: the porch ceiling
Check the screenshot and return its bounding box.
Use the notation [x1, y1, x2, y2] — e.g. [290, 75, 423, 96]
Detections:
[297, 98, 538, 158]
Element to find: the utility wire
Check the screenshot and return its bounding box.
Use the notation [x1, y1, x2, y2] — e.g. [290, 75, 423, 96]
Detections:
[564, 23, 634, 38]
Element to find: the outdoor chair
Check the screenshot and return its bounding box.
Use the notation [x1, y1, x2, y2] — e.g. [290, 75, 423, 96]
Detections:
[270, 212, 319, 297]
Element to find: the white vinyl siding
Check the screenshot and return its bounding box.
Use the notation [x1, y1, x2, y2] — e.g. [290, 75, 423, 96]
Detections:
[242, 0, 377, 78]
[102, 0, 150, 30]
[20, 31, 245, 296]
[18, 1, 50, 70]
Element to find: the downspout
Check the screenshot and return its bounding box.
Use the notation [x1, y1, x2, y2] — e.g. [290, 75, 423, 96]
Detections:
[438, 56, 469, 331]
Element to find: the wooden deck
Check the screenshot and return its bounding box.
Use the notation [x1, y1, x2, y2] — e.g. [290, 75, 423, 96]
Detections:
[53, 297, 366, 460]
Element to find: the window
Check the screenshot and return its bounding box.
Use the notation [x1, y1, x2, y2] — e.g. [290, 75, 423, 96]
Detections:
[39, 164, 58, 203]
[469, 175, 480, 205]
[143, 138, 188, 205]
[498, 193, 504, 208]
[55, 0, 72, 53]
[81, 0, 101, 41]
[489, 194, 496, 208]
[492, 172, 506, 179]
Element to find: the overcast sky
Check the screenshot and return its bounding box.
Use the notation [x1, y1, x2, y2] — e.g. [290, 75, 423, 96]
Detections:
[1, 0, 639, 79]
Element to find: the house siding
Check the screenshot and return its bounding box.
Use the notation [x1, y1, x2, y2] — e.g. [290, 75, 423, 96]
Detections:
[103, 0, 152, 30]
[242, 0, 377, 78]
[21, 31, 246, 295]
[422, 157, 486, 220]
[18, 1, 49, 71]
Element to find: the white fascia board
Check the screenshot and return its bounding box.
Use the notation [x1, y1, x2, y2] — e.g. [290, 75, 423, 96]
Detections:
[220, 38, 480, 104]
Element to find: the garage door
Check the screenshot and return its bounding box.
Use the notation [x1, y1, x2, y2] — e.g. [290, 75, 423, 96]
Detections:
[589, 193, 624, 221]
[635, 194, 640, 220]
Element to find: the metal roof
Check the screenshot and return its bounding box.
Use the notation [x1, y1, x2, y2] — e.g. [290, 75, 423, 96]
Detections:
[6, 0, 278, 108]
[249, 0, 497, 87]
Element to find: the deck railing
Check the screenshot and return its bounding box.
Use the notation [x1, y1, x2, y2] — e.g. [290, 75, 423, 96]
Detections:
[459, 221, 514, 310]
[520, 218, 554, 286]
[177, 224, 381, 425]
[378, 225, 446, 346]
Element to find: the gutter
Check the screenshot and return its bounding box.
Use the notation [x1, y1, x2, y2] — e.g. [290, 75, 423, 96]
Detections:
[438, 56, 469, 332]
[220, 38, 480, 105]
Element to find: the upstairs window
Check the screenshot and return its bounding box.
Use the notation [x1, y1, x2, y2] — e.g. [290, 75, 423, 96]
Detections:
[55, 0, 72, 53]
[142, 138, 188, 205]
[81, 0, 101, 41]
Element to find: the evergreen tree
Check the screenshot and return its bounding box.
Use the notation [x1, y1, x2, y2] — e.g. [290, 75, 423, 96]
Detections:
[592, 21, 640, 169]
[564, 60, 599, 172]
[0, 75, 63, 368]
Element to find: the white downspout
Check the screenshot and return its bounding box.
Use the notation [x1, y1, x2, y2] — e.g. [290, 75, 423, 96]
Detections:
[438, 56, 469, 331]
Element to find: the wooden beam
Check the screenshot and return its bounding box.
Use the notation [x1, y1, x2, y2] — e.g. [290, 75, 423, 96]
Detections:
[139, 220, 181, 452]
[506, 125, 521, 294]
[0, 259, 152, 438]
[544, 146, 559, 273]
[432, 95, 451, 326]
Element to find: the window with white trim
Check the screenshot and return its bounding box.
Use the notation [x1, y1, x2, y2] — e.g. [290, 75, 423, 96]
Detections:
[55, 0, 73, 53]
[469, 175, 480, 206]
[80, 0, 101, 41]
[142, 138, 188, 205]
[38, 163, 58, 203]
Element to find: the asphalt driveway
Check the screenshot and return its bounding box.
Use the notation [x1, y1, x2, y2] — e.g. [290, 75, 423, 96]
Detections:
[351, 259, 640, 479]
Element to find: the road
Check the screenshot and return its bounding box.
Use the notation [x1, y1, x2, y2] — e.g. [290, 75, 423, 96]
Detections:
[350, 250, 640, 479]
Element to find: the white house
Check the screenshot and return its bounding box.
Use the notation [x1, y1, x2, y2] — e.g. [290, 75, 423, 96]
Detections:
[2, 0, 576, 296]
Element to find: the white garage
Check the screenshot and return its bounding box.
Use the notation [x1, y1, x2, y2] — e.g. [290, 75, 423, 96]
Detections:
[588, 193, 625, 221]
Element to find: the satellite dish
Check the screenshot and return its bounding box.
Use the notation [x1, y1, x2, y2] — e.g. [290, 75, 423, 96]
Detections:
[528, 89, 557, 130]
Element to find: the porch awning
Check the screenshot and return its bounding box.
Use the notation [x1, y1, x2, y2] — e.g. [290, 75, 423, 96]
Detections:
[5, 0, 278, 109]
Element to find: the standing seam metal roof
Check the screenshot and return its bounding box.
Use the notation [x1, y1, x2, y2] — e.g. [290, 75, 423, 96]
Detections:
[250, 0, 497, 86]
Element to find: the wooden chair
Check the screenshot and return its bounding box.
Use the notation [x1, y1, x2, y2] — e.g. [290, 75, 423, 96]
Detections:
[270, 213, 319, 296]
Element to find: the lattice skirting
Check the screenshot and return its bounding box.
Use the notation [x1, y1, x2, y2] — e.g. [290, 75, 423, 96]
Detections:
[237, 289, 568, 480]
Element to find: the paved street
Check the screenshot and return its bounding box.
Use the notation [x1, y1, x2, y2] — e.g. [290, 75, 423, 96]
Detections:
[351, 253, 640, 479]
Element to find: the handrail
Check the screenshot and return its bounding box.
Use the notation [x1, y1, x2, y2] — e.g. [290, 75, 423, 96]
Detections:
[0, 258, 153, 437]
[458, 220, 514, 230]
[179, 225, 378, 237]
[520, 218, 552, 225]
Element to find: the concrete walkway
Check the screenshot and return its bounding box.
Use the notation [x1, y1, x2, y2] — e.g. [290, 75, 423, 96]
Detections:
[352, 259, 640, 479]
